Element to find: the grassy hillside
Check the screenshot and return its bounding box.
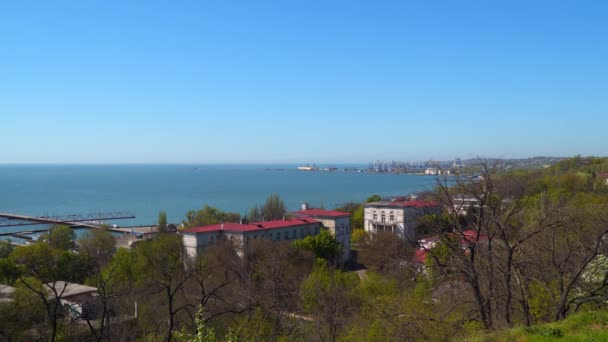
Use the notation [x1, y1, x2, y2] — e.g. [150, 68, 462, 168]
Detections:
[465, 310, 608, 341]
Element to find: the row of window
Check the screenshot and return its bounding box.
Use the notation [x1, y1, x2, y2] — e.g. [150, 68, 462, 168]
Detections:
[247, 226, 320, 242]
[335, 224, 350, 236]
[372, 210, 395, 223]
[203, 226, 322, 245]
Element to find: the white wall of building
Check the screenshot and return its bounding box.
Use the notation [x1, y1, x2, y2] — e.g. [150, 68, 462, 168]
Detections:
[364, 204, 442, 241]
[182, 222, 322, 259]
[314, 216, 351, 262]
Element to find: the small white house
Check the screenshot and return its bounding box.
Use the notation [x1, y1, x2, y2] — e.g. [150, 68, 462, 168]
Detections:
[46, 281, 99, 320]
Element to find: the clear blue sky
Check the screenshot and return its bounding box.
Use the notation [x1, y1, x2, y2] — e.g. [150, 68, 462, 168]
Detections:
[1, 1, 607, 163]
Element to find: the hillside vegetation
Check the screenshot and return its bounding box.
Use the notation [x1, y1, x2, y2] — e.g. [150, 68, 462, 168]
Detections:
[465, 310, 608, 341]
[1, 156, 608, 341]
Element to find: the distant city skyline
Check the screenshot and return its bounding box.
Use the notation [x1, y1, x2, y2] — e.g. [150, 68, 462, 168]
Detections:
[0, 156, 576, 166]
[1, 1, 607, 163]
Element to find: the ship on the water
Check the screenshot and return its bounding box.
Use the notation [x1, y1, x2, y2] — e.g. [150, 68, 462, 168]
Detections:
[297, 164, 319, 171]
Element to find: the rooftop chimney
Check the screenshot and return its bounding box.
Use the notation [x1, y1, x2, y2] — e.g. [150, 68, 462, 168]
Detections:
[301, 203, 309, 211]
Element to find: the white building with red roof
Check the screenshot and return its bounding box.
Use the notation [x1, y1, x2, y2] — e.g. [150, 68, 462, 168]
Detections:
[292, 206, 352, 262]
[182, 218, 322, 259]
[364, 200, 442, 241]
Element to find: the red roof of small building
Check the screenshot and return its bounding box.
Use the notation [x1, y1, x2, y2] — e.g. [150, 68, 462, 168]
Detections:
[249, 218, 319, 229]
[598, 172, 608, 179]
[292, 209, 351, 218]
[183, 218, 320, 234]
[414, 249, 428, 264]
[461, 229, 487, 243]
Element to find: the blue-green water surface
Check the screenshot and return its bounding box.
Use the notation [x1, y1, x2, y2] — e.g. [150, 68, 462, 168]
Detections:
[0, 164, 440, 228]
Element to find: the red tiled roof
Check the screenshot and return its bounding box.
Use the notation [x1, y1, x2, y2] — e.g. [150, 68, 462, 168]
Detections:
[249, 218, 319, 229]
[183, 218, 320, 234]
[414, 249, 428, 263]
[460, 229, 488, 245]
[183, 222, 251, 234]
[292, 209, 351, 218]
[598, 172, 608, 179]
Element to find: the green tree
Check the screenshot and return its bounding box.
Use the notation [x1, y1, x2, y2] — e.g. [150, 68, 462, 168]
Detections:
[57, 250, 94, 283]
[351, 205, 364, 229]
[358, 231, 413, 282]
[415, 213, 456, 235]
[10, 243, 61, 282]
[11, 277, 49, 339]
[183, 205, 240, 228]
[159, 210, 168, 232]
[366, 194, 382, 203]
[335, 202, 360, 213]
[301, 259, 360, 342]
[0, 240, 13, 258]
[246, 204, 262, 222]
[246, 239, 315, 338]
[78, 228, 116, 268]
[260, 194, 287, 221]
[10, 244, 69, 342]
[293, 229, 341, 262]
[47, 225, 75, 250]
[0, 258, 19, 284]
[135, 234, 192, 341]
[350, 229, 367, 244]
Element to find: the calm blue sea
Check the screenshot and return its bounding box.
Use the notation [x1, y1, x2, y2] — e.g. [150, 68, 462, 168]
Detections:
[0, 164, 439, 229]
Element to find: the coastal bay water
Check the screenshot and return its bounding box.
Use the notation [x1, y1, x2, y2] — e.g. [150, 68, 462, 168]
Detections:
[0, 164, 440, 228]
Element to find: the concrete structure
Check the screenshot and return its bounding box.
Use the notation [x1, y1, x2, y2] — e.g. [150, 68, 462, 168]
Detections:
[425, 167, 450, 175]
[182, 218, 322, 259]
[424, 168, 439, 175]
[292, 207, 352, 262]
[0, 284, 15, 303]
[364, 200, 442, 241]
[451, 195, 480, 216]
[46, 281, 99, 320]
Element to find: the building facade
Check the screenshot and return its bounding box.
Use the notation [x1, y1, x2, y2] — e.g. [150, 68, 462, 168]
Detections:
[364, 200, 442, 241]
[182, 218, 322, 259]
[292, 208, 352, 262]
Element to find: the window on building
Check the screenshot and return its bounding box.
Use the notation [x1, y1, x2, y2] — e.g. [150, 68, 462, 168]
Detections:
[373, 210, 378, 220]
[283, 231, 288, 240]
[389, 211, 394, 222]
[381, 212, 386, 223]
